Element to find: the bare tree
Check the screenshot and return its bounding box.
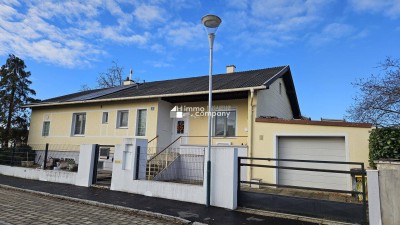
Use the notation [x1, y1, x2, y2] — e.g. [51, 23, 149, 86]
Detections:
[347, 57, 400, 127]
[79, 61, 141, 91]
[79, 84, 92, 91]
[96, 61, 124, 88]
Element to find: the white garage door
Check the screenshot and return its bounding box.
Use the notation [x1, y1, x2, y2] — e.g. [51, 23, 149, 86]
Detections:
[278, 137, 349, 190]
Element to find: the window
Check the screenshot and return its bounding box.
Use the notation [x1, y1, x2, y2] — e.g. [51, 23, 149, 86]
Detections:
[102, 112, 108, 124]
[176, 120, 184, 134]
[99, 147, 110, 159]
[117, 110, 129, 128]
[136, 109, 147, 136]
[279, 82, 282, 95]
[72, 113, 86, 135]
[42, 121, 50, 136]
[214, 111, 236, 137]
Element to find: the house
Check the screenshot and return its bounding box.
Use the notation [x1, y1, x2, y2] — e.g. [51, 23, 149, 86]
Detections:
[25, 65, 372, 190]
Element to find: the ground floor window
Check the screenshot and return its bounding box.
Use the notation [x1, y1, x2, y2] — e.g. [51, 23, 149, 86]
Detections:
[72, 113, 86, 135]
[42, 121, 50, 136]
[214, 111, 236, 137]
[136, 109, 147, 136]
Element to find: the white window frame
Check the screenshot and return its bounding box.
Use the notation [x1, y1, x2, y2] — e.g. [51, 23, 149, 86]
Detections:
[213, 110, 237, 137]
[71, 113, 86, 136]
[102, 112, 109, 124]
[42, 121, 50, 137]
[136, 109, 147, 137]
[116, 110, 129, 128]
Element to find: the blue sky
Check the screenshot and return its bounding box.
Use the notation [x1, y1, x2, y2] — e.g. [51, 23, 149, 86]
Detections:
[0, 0, 399, 120]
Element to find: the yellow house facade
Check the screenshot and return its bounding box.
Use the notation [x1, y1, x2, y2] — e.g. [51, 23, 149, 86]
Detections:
[26, 65, 372, 188]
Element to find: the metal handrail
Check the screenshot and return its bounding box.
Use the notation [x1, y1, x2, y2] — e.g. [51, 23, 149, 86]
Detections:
[148, 135, 159, 144]
[147, 136, 181, 162]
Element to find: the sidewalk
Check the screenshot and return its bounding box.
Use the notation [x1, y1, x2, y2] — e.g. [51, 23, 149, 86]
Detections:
[0, 175, 316, 225]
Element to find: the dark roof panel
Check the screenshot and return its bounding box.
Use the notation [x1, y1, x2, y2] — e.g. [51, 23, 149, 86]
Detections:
[39, 66, 287, 102]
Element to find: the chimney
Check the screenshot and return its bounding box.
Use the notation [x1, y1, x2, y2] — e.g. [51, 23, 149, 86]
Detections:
[123, 69, 135, 86]
[226, 65, 236, 73]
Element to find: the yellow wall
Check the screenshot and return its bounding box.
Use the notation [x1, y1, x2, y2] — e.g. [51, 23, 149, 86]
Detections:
[251, 121, 372, 183]
[178, 99, 249, 146]
[28, 99, 159, 148]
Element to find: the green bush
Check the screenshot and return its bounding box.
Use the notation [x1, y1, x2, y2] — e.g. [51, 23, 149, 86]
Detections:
[369, 127, 400, 168]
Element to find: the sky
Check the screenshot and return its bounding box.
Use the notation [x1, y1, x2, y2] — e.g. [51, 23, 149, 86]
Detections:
[0, 0, 399, 120]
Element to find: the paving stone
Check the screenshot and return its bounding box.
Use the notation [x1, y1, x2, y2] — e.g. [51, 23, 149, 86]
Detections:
[0, 188, 175, 225]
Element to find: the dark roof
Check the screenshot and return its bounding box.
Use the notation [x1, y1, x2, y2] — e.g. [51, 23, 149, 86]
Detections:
[31, 65, 301, 118]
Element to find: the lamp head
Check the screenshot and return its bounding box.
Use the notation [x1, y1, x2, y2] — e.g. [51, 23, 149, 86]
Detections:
[201, 14, 222, 34]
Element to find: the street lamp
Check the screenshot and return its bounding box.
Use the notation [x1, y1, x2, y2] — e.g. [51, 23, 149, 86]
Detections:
[201, 14, 221, 207]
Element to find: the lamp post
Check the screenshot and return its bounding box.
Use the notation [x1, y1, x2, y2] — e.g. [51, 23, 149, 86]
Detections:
[201, 14, 221, 207]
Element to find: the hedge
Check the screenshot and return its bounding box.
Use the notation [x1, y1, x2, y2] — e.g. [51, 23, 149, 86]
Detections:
[369, 127, 400, 168]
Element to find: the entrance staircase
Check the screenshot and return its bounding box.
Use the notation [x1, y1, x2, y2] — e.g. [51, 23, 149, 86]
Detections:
[146, 152, 180, 180]
[146, 136, 182, 180]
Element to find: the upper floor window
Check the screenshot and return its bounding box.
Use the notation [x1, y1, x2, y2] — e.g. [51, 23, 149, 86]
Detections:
[42, 121, 50, 137]
[117, 110, 129, 128]
[214, 111, 236, 137]
[136, 109, 147, 136]
[72, 113, 86, 135]
[102, 112, 108, 124]
[279, 82, 282, 95]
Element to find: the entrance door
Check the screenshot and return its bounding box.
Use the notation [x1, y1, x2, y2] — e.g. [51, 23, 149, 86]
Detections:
[171, 117, 188, 144]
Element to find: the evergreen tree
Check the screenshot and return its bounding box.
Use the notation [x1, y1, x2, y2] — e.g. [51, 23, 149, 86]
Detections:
[0, 54, 36, 147]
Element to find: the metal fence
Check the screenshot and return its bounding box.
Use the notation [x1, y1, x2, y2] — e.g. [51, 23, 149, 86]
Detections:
[145, 146, 205, 185]
[0, 144, 80, 172]
[238, 157, 368, 224]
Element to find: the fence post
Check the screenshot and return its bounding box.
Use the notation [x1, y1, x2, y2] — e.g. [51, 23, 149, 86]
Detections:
[10, 146, 15, 167]
[361, 163, 367, 225]
[43, 143, 49, 170]
[237, 157, 241, 202]
[92, 144, 100, 185]
[135, 146, 141, 180]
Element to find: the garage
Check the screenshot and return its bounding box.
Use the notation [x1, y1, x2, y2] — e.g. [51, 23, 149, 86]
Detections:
[277, 136, 349, 190]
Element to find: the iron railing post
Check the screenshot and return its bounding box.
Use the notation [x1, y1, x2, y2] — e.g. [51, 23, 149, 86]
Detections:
[10, 146, 15, 167]
[92, 144, 99, 185]
[135, 146, 141, 180]
[237, 157, 241, 203]
[361, 163, 367, 225]
[43, 143, 49, 170]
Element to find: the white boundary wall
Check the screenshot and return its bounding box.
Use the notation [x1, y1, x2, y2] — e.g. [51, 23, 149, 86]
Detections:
[0, 144, 96, 187]
[111, 138, 205, 204]
[111, 138, 239, 209]
[0, 164, 76, 185]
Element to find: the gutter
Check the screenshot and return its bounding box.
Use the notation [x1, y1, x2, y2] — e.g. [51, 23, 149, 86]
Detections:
[24, 86, 266, 108]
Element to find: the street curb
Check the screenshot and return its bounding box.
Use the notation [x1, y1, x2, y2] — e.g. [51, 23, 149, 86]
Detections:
[0, 184, 201, 225]
[237, 207, 357, 225]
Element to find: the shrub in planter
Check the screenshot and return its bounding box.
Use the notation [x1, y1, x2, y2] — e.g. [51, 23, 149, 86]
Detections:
[369, 127, 400, 168]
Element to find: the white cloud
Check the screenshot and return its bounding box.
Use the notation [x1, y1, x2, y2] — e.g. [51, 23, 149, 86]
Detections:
[0, 0, 149, 67]
[222, 0, 333, 51]
[134, 4, 166, 27]
[145, 60, 173, 68]
[308, 23, 367, 46]
[349, 0, 400, 19]
[159, 21, 204, 48]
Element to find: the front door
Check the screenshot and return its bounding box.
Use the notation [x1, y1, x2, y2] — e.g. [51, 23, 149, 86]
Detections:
[171, 117, 188, 144]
